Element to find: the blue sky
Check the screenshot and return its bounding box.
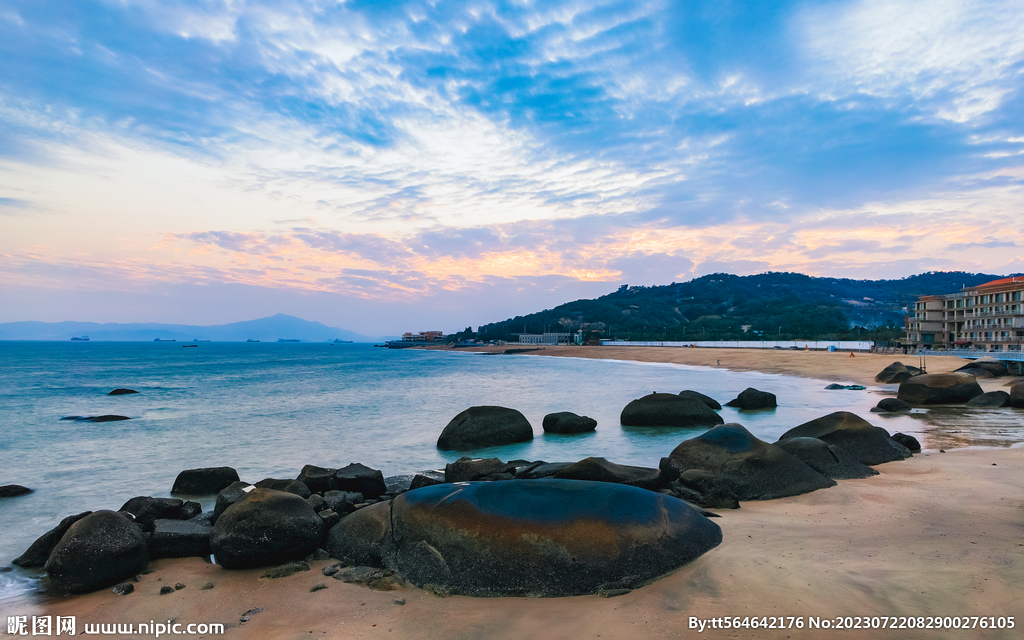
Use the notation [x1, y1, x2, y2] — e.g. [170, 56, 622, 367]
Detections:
[2, 0, 1023, 335]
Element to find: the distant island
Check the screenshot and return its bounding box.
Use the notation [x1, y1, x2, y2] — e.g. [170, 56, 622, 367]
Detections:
[0, 314, 377, 343]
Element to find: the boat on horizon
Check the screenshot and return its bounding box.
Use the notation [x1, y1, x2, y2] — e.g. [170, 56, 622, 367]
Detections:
[277, 338, 301, 343]
[333, 339, 353, 344]
[182, 344, 198, 348]
[246, 339, 260, 343]
[193, 338, 211, 342]
[70, 335, 90, 341]
[154, 338, 176, 342]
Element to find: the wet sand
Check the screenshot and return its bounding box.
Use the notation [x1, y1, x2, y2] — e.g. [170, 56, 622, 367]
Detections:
[3, 348, 1023, 639]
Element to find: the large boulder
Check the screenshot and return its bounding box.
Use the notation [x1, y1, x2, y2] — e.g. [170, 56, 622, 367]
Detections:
[108, 388, 138, 395]
[118, 496, 186, 531]
[891, 433, 921, 452]
[213, 481, 254, 523]
[665, 424, 834, 500]
[326, 501, 391, 567]
[966, 391, 1011, 407]
[13, 512, 93, 567]
[779, 411, 910, 465]
[296, 465, 337, 494]
[333, 463, 387, 499]
[436, 406, 534, 451]
[172, 467, 240, 495]
[774, 437, 878, 480]
[445, 458, 515, 483]
[1011, 381, 1024, 408]
[542, 412, 597, 434]
[553, 457, 663, 491]
[149, 519, 212, 559]
[724, 388, 777, 410]
[0, 485, 32, 498]
[384, 479, 722, 596]
[255, 478, 312, 499]
[956, 357, 1009, 378]
[44, 510, 149, 593]
[875, 362, 913, 384]
[872, 398, 911, 413]
[620, 393, 724, 427]
[210, 488, 325, 569]
[897, 373, 984, 405]
[678, 390, 722, 410]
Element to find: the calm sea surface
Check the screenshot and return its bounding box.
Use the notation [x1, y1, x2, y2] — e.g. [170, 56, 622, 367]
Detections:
[1, 341, 1021, 599]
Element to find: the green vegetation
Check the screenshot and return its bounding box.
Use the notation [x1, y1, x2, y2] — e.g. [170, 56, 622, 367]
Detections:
[471, 271, 1007, 343]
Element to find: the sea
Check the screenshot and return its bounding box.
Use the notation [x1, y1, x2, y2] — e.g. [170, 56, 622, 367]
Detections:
[1, 341, 1021, 601]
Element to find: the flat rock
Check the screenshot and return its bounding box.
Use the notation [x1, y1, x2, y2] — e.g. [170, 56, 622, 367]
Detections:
[45, 510, 149, 594]
[333, 463, 387, 499]
[296, 465, 337, 494]
[779, 411, 910, 465]
[118, 496, 185, 531]
[542, 412, 597, 434]
[408, 473, 444, 491]
[149, 519, 212, 559]
[255, 478, 312, 499]
[0, 485, 32, 498]
[897, 372, 984, 405]
[172, 467, 240, 495]
[966, 390, 1011, 407]
[774, 437, 878, 480]
[13, 512, 93, 567]
[61, 415, 131, 422]
[436, 406, 534, 451]
[724, 388, 777, 410]
[210, 488, 325, 570]
[515, 461, 573, 479]
[678, 390, 722, 410]
[620, 393, 724, 427]
[445, 457, 516, 483]
[554, 457, 663, 491]
[108, 388, 138, 395]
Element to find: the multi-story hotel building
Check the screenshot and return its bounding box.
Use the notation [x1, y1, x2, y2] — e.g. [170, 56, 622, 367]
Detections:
[906, 276, 1024, 351]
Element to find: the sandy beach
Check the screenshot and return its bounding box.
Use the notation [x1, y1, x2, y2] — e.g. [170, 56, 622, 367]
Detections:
[3, 347, 1022, 639]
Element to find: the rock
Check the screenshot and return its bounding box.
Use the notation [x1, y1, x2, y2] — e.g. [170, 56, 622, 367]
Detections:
[381, 479, 721, 597]
[1011, 381, 1024, 408]
[436, 406, 534, 451]
[966, 391, 1011, 407]
[310, 582, 327, 592]
[779, 412, 910, 465]
[959, 368, 993, 379]
[307, 494, 325, 512]
[118, 497, 185, 532]
[261, 561, 310, 579]
[542, 412, 597, 434]
[210, 488, 325, 570]
[13, 512, 93, 567]
[665, 423, 834, 500]
[670, 470, 740, 509]
[408, 473, 444, 491]
[175, 582, 185, 590]
[724, 388, 777, 410]
[60, 415, 131, 422]
[213, 481, 255, 523]
[149, 519, 212, 559]
[553, 457, 663, 491]
[774, 437, 878, 480]
[44, 510, 149, 594]
[180, 501, 202, 519]
[333, 463, 387, 499]
[0, 485, 32, 498]
[824, 383, 846, 390]
[872, 398, 911, 413]
[515, 462, 573, 479]
[201, 582, 214, 590]
[384, 475, 415, 494]
[112, 582, 134, 595]
[445, 458, 516, 483]
[620, 393, 725, 427]
[296, 465, 337, 494]
[327, 501, 391, 567]
[318, 509, 341, 529]
[891, 433, 921, 452]
[332, 566, 406, 591]
[255, 478, 312, 499]
[108, 388, 138, 395]
[160, 585, 174, 595]
[172, 467, 240, 495]
[897, 373, 984, 405]
[825, 384, 865, 390]
[678, 390, 722, 410]
[322, 491, 359, 514]
[875, 362, 913, 384]
[956, 357, 1009, 378]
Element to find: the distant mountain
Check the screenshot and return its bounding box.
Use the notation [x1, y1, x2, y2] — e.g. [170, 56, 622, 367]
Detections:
[475, 271, 1018, 342]
[0, 314, 378, 342]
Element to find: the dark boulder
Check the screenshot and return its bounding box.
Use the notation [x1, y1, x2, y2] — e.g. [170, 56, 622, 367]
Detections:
[44, 510, 149, 593]
[966, 391, 1011, 407]
[897, 373, 983, 405]
[956, 357, 1009, 378]
[515, 462, 573, 479]
[0, 485, 32, 498]
[172, 467, 240, 495]
[891, 433, 921, 452]
[326, 501, 391, 567]
[333, 463, 387, 499]
[210, 488, 325, 569]
[108, 388, 138, 395]
[779, 411, 910, 465]
[323, 491, 360, 514]
[875, 362, 913, 384]
[872, 398, 912, 413]
[408, 473, 444, 491]
[13, 512, 93, 567]
[384, 475, 415, 494]
[725, 388, 777, 410]
[542, 412, 597, 434]
[180, 501, 202, 519]
[553, 457, 663, 491]
[1011, 381, 1024, 408]
[149, 519, 212, 559]
[255, 478, 312, 499]
[60, 415, 131, 422]
[665, 423, 834, 501]
[670, 469, 740, 509]
[445, 458, 516, 483]
[212, 481, 254, 523]
[383, 479, 722, 596]
[620, 393, 724, 427]
[296, 465, 337, 494]
[436, 406, 534, 451]
[678, 390, 722, 410]
[774, 437, 878, 480]
[118, 497, 185, 531]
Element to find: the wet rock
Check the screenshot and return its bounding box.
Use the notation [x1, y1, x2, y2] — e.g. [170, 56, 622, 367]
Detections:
[210, 488, 325, 570]
[108, 388, 138, 395]
[892, 433, 921, 453]
[678, 390, 722, 410]
[119, 497, 185, 531]
[774, 437, 878, 480]
[665, 424, 834, 501]
[296, 465, 337, 494]
[515, 462, 573, 479]
[725, 388, 777, 410]
[445, 457, 516, 483]
[542, 412, 598, 434]
[384, 475, 415, 494]
[1011, 381, 1024, 408]
[872, 398, 912, 413]
[0, 485, 32, 498]
[966, 391, 1011, 407]
[620, 393, 724, 427]
[956, 357, 1009, 378]
[149, 519, 212, 559]
[779, 411, 910, 465]
[13, 512, 93, 567]
[875, 362, 913, 384]
[255, 478, 312, 499]
[553, 457, 663, 491]
[897, 372, 984, 405]
[408, 472, 445, 491]
[112, 582, 134, 595]
[45, 511, 149, 594]
[61, 415, 131, 422]
[326, 501, 390, 567]
[172, 467, 240, 495]
[436, 406, 534, 451]
[333, 463, 387, 499]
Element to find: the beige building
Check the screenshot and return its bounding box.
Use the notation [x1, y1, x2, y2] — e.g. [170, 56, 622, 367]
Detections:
[906, 276, 1024, 351]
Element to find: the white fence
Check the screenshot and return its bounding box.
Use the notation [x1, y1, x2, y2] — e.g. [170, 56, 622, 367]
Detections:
[918, 348, 1024, 362]
[599, 340, 875, 351]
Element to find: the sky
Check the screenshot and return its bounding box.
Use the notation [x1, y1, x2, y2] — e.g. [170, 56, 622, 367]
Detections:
[2, 0, 1023, 336]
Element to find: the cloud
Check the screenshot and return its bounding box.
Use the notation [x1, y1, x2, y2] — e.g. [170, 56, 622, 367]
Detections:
[946, 239, 1020, 251]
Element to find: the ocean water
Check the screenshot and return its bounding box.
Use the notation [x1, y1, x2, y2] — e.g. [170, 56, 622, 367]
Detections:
[1, 341, 1020, 600]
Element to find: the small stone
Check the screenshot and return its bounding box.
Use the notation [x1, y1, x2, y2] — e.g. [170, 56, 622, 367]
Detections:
[261, 561, 311, 579]
[305, 548, 330, 562]
[394, 598, 406, 605]
[310, 582, 327, 592]
[201, 582, 214, 590]
[940, 449, 945, 453]
[322, 564, 341, 576]
[112, 583, 134, 595]
[174, 583, 185, 590]
[159, 586, 174, 595]
[239, 608, 263, 623]
[597, 588, 632, 598]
